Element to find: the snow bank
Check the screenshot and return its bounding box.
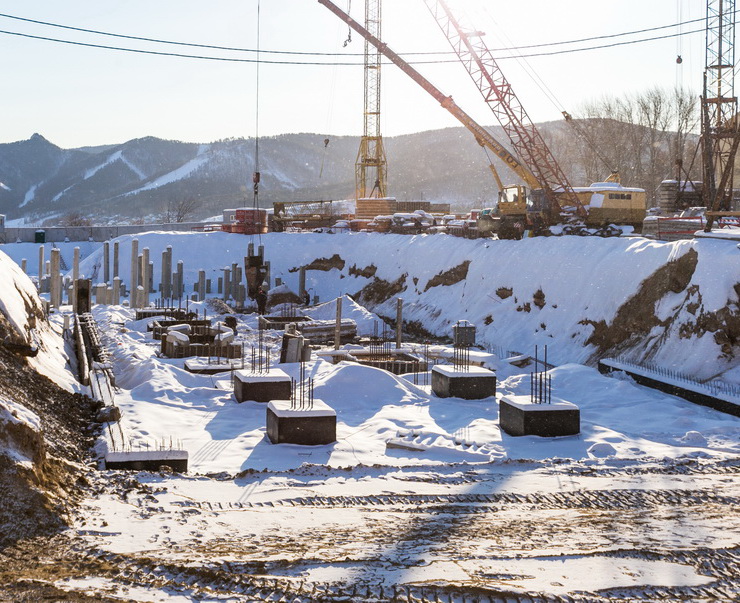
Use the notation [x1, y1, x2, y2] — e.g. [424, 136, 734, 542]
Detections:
[71, 231, 738, 384]
[0, 249, 80, 391]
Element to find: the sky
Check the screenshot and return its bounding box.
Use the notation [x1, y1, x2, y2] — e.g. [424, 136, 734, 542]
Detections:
[0, 0, 706, 149]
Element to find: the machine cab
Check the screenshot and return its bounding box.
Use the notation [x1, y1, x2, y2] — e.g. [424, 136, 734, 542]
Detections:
[498, 185, 530, 215]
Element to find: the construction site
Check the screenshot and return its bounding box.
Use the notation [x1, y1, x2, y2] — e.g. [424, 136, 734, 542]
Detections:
[0, 1, 739, 602]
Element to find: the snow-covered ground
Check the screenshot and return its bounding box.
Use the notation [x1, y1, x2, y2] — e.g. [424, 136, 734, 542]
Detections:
[1, 231, 739, 600]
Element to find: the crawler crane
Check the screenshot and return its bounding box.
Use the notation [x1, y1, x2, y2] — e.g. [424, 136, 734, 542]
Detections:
[318, 0, 647, 238]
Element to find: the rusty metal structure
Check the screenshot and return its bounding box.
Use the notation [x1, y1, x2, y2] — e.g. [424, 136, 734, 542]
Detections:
[422, 0, 586, 221]
[702, 0, 740, 230]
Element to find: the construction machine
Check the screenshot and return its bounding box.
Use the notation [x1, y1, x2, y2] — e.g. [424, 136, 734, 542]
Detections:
[422, 0, 646, 238]
[318, 0, 647, 237]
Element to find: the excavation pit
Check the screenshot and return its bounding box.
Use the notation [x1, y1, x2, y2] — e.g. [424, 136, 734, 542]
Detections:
[431, 364, 496, 399]
[266, 398, 337, 445]
[499, 395, 580, 437]
[234, 368, 292, 403]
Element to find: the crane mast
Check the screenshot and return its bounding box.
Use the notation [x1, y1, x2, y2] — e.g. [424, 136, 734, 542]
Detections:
[422, 0, 586, 219]
[317, 0, 539, 190]
[356, 0, 388, 199]
[702, 0, 739, 231]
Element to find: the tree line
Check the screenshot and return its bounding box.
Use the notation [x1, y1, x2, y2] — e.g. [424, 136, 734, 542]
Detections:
[549, 86, 700, 205]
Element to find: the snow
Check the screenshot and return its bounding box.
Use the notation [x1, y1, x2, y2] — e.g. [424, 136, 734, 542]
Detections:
[0, 396, 41, 432]
[500, 395, 577, 412]
[268, 398, 335, 417]
[432, 364, 495, 378]
[123, 146, 209, 195]
[0, 249, 81, 391]
[19, 184, 37, 208]
[305, 295, 386, 336]
[1, 230, 739, 599]
[235, 369, 290, 383]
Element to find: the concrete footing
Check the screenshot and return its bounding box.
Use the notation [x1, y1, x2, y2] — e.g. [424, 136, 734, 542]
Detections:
[431, 365, 496, 399]
[266, 398, 337, 445]
[234, 368, 291, 403]
[499, 396, 580, 437]
[104, 449, 189, 472]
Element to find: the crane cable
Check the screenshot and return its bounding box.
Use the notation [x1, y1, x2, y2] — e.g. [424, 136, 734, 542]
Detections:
[472, 2, 615, 175]
[252, 0, 262, 245]
[320, 2, 346, 180]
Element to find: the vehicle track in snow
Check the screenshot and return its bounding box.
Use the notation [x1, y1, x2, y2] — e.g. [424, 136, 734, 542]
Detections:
[198, 487, 737, 512]
[52, 543, 740, 603]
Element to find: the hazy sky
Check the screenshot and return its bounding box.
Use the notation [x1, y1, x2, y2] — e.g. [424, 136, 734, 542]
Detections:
[0, 0, 705, 148]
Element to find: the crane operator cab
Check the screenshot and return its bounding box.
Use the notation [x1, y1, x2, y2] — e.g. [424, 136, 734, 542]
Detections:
[498, 185, 548, 215]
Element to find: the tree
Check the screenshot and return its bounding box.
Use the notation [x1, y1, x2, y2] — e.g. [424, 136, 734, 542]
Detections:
[565, 87, 700, 204]
[162, 197, 200, 223]
[58, 212, 92, 227]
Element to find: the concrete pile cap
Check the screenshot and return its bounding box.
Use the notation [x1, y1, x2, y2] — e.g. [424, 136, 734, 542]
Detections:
[432, 365, 495, 377]
[500, 395, 578, 411]
[235, 368, 290, 383]
[268, 398, 335, 417]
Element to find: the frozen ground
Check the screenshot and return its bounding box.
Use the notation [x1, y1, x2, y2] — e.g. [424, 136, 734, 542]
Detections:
[0, 231, 738, 601]
[53, 303, 740, 601]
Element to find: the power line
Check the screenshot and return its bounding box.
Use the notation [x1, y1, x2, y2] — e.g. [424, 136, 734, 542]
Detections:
[0, 25, 706, 66]
[0, 10, 710, 58]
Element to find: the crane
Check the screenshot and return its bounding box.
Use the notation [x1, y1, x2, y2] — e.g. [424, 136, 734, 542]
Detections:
[317, 0, 539, 194]
[702, 0, 740, 231]
[356, 0, 388, 200]
[421, 0, 587, 225]
[319, 0, 647, 238]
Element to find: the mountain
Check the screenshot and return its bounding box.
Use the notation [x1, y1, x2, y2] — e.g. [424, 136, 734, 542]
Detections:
[0, 127, 524, 224]
[0, 121, 699, 225]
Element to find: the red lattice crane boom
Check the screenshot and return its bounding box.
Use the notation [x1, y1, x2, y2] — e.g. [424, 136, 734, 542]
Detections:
[422, 0, 586, 219]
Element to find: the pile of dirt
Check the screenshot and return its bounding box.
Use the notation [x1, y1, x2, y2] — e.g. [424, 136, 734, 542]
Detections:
[0, 342, 101, 549]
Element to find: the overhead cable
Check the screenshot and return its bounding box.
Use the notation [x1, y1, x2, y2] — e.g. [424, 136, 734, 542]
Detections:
[0, 25, 705, 66]
[0, 10, 710, 59]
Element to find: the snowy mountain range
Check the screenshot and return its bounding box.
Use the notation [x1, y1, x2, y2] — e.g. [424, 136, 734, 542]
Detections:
[0, 128, 512, 224]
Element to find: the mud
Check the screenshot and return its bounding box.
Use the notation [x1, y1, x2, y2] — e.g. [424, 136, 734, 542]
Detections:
[356, 274, 408, 306]
[0, 344, 101, 548]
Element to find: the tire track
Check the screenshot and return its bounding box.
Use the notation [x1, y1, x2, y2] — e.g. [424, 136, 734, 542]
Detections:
[206, 488, 736, 511]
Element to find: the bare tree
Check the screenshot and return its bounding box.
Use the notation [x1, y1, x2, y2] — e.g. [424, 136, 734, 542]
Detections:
[163, 197, 200, 223]
[565, 87, 699, 204]
[59, 212, 92, 227]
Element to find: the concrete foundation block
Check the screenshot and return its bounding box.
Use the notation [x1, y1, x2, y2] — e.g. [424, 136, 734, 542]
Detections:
[234, 368, 292, 403]
[431, 365, 496, 399]
[104, 449, 188, 472]
[499, 396, 580, 437]
[266, 398, 336, 445]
